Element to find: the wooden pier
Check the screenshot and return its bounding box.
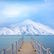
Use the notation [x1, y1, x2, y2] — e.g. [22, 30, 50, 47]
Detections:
[18, 42, 36, 54]
[0, 36, 52, 54]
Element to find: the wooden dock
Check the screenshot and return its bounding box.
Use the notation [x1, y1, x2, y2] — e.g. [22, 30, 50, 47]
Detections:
[0, 36, 52, 54]
[18, 42, 36, 54]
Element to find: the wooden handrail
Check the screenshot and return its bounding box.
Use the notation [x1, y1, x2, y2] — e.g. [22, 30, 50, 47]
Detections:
[31, 38, 52, 54]
[0, 36, 52, 54]
[0, 37, 23, 54]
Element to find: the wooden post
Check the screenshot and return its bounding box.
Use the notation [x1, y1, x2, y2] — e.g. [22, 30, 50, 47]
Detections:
[35, 41, 39, 54]
[12, 44, 14, 54]
[22, 36, 23, 44]
[36, 41, 38, 50]
[47, 48, 50, 54]
[16, 41, 17, 54]
[40, 45, 43, 54]
[3, 49, 6, 54]
[0, 49, 1, 54]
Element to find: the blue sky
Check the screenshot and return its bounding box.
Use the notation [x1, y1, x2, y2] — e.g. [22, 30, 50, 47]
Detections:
[0, 0, 54, 28]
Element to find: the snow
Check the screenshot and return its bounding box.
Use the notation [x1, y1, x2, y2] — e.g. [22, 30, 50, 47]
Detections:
[0, 19, 54, 35]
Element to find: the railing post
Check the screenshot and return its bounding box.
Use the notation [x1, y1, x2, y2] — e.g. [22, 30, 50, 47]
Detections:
[40, 45, 43, 54]
[3, 49, 6, 54]
[0, 49, 1, 54]
[47, 48, 50, 54]
[12, 43, 14, 54]
[22, 36, 23, 44]
[16, 41, 17, 54]
[36, 41, 39, 54]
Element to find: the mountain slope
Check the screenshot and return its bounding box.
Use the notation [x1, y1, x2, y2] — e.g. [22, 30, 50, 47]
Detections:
[19, 19, 54, 35]
[0, 19, 54, 35]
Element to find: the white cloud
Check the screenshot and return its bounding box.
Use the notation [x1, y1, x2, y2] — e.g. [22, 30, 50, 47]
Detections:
[0, 1, 54, 25]
[2, 4, 40, 18]
[2, 6, 21, 17]
[0, 0, 54, 18]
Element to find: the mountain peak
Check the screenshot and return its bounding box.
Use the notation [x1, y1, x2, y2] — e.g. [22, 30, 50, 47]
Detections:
[23, 19, 34, 24]
[0, 19, 54, 35]
[21, 19, 37, 26]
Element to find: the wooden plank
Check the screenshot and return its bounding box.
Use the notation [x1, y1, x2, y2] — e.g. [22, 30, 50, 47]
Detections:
[18, 42, 36, 54]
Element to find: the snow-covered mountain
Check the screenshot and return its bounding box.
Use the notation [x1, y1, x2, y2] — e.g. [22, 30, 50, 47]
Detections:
[0, 19, 54, 35]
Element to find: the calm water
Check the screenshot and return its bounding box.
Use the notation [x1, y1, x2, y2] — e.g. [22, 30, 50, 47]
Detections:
[0, 35, 54, 54]
[0, 35, 22, 48]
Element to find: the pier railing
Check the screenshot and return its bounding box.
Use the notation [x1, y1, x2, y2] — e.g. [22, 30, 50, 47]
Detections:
[31, 37, 52, 54]
[0, 36, 52, 54]
[0, 37, 23, 54]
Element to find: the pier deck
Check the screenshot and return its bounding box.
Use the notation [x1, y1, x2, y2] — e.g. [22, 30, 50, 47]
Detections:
[18, 42, 36, 54]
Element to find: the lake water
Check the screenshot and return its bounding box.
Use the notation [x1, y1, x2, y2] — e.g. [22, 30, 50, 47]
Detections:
[0, 35, 22, 48]
[0, 35, 54, 54]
